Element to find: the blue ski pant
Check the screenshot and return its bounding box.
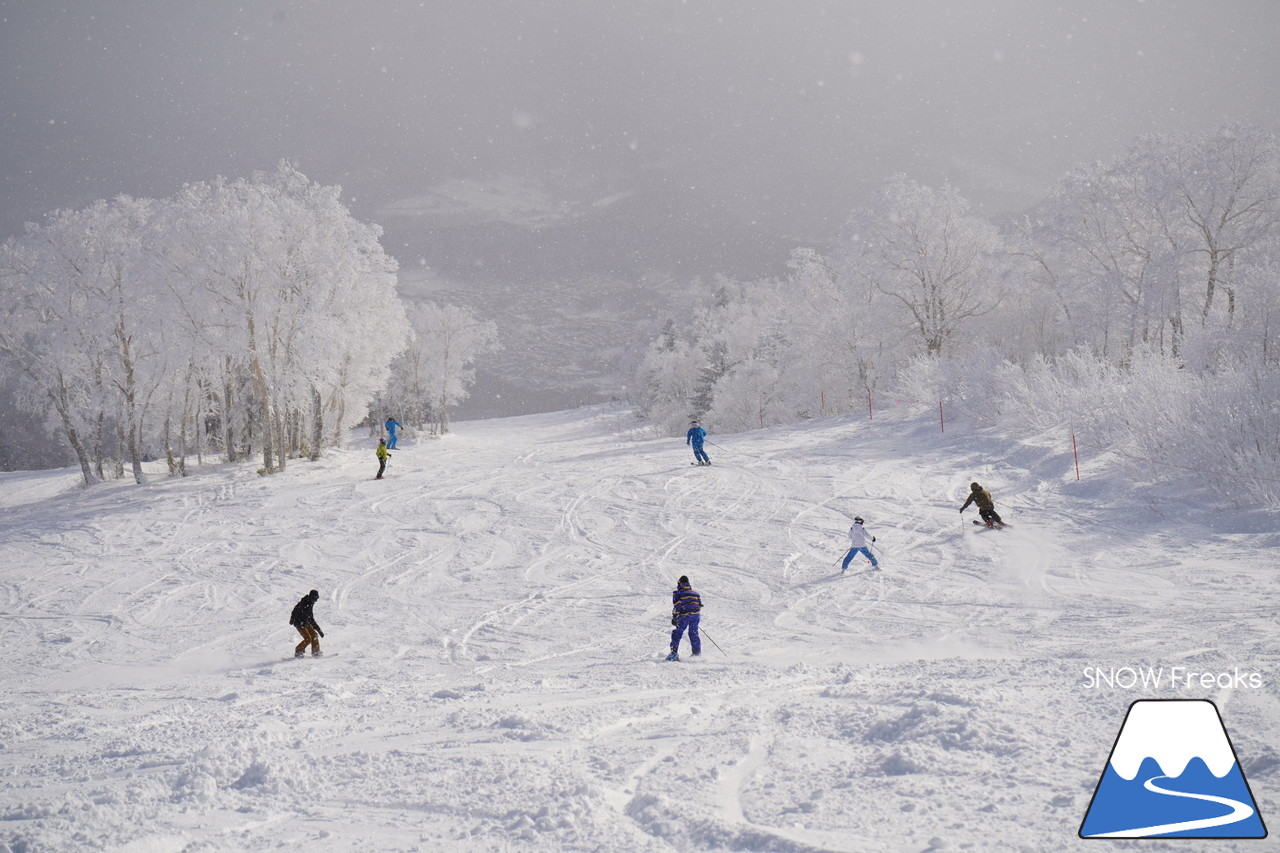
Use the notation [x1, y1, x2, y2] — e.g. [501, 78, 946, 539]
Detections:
[691, 446, 710, 464]
[387, 431, 398, 449]
[842, 546, 878, 570]
[671, 612, 701, 655]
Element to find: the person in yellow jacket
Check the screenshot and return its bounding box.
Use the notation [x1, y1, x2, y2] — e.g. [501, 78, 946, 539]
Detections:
[375, 438, 389, 479]
[960, 481, 1004, 526]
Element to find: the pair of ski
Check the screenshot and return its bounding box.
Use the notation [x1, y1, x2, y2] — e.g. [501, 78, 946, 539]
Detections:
[972, 520, 1010, 529]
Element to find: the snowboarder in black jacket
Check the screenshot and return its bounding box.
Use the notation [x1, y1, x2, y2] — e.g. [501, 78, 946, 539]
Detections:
[290, 589, 324, 657]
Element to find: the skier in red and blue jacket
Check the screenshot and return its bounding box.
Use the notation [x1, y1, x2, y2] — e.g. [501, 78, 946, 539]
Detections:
[668, 575, 702, 660]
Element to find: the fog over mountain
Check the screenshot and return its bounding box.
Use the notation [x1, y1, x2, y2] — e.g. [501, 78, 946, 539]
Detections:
[3, 1, 1279, 419]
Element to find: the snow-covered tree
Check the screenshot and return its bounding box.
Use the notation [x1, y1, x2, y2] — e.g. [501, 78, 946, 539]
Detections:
[0, 232, 102, 484]
[632, 321, 704, 434]
[1, 162, 407, 483]
[783, 246, 883, 415]
[79, 197, 165, 484]
[1028, 126, 1280, 368]
[1026, 156, 1184, 362]
[0, 198, 169, 484]
[157, 162, 407, 471]
[383, 302, 499, 435]
[844, 175, 1007, 358]
[1166, 125, 1280, 329]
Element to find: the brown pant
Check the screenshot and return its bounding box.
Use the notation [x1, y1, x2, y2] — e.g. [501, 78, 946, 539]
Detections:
[295, 625, 320, 656]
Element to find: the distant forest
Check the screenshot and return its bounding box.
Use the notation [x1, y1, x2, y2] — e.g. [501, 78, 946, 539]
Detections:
[633, 126, 1280, 505]
[0, 163, 495, 483]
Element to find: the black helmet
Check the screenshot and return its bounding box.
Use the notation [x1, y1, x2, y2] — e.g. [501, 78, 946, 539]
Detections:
[970, 482, 981, 491]
[677, 575, 689, 587]
[308, 589, 319, 599]
[853, 516, 864, 524]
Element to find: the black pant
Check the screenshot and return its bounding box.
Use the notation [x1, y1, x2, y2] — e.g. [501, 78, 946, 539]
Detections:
[377, 458, 387, 478]
[979, 507, 1002, 525]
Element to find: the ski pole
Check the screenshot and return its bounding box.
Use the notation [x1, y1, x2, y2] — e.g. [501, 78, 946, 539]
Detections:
[700, 628, 727, 657]
[707, 440, 728, 453]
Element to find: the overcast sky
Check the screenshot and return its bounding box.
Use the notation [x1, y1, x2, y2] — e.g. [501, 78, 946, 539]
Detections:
[4, 1, 1279, 244]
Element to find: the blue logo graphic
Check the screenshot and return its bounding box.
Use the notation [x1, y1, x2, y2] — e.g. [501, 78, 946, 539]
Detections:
[1080, 699, 1267, 839]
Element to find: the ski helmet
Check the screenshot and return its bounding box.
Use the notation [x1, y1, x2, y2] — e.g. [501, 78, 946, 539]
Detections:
[677, 575, 689, 586]
[853, 516, 864, 524]
[970, 482, 981, 491]
[308, 589, 319, 599]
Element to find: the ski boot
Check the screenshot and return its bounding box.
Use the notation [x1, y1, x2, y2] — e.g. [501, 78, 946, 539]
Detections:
[666, 651, 679, 661]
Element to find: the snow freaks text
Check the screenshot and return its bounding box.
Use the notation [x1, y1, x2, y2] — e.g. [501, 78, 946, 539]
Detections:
[1081, 667, 1263, 690]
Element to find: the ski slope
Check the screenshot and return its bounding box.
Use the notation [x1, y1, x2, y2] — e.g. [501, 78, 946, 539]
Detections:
[2, 405, 1278, 852]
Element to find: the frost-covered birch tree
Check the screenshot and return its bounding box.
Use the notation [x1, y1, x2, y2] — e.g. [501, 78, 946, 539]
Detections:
[1029, 156, 1186, 362]
[1028, 126, 1280, 367]
[0, 233, 101, 483]
[383, 302, 498, 435]
[0, 198, 168, 484]
[157, 162, 406, 471]
[844, 175, 1006, 358]
[1, 162, 407, 482]
[1165, 125, 1280, 328]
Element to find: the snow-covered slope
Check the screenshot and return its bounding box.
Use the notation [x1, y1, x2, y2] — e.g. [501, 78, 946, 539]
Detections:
[2, 406, 1278, 852]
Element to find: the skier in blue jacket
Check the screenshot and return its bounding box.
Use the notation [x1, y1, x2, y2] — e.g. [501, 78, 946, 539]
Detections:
[668, 575, 703, 660]
[686, 421, 711, 466]
[385, 417, 401, 450]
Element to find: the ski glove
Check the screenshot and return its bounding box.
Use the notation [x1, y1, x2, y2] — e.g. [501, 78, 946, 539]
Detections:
[671, 615, 678, 626]
[318, 629, 325, 638]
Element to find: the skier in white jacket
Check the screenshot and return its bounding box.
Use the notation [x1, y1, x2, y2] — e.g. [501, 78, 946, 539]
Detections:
[841, 516, 879, 571]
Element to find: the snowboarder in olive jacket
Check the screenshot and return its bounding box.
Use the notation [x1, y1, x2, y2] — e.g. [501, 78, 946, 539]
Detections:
[290, 589, 324, 657]
[375, 439, 389, 479]
[960, 482, 1004, 527]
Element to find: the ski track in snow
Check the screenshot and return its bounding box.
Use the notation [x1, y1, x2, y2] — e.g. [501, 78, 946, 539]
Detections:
[1, 404, 1278, 852]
